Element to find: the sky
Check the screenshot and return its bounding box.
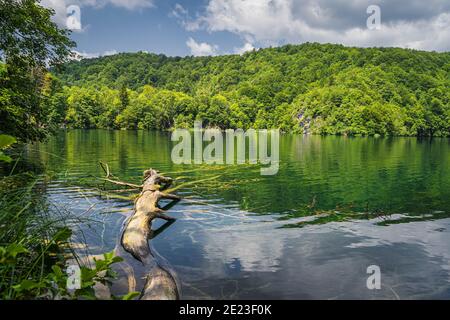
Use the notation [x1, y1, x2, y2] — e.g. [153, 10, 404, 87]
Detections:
[41, 0, 450, 58]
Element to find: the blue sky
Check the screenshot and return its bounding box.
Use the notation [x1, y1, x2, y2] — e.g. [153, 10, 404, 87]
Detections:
[42, 0, 450, 58]
[70, 0, 240, 57]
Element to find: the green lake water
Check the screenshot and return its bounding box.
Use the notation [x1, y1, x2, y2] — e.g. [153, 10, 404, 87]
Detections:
[26, 130, 450, 299]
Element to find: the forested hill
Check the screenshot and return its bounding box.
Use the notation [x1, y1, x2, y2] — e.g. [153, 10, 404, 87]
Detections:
[50, 43, 450, 136]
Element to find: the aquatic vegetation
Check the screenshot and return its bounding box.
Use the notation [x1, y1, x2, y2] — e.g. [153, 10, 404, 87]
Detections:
[278, 204, 449, 229]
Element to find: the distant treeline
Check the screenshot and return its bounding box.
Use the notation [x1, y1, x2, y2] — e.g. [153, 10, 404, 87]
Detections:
[48, 43, 450, 136]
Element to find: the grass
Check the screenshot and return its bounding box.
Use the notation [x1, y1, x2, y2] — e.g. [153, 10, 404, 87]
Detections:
[0, 173, 74, 299]
[0, 172, 133, 300]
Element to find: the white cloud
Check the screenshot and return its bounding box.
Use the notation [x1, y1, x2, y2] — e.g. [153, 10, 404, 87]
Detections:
[71, 50, 98, 60]
[42, 0, 154, 29]
[71, 0, 154, 10]
[101, 0, 154, 10]
[171, 3, 188, 18]
[71, 49, 118, 60]
[170, 3, 202, 31]
[233, 42, 255, 55]
[41, 0, 68, 26]
[186, 37, 218, 56]
[184, 0, 450, 51]
[102, 49, 118, 56]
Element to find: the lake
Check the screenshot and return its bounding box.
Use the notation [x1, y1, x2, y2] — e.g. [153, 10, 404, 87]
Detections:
[26, 130, 450, 299]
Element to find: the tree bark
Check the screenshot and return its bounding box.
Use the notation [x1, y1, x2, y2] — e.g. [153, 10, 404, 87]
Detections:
[104, 167, 181, 300]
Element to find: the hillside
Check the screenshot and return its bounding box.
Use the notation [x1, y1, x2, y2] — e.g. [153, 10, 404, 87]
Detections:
[50, 43, 450, 136]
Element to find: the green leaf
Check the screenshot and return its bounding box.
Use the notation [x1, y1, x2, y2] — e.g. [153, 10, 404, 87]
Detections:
[6, 243, 28, 258]
[0, 134, 16, 149]
[94, 259, 108, 271]
[13, 279, 44, 292]
[0, 244, 29, 263]
[74, 287, 97, 299]
[80, 267, 97, 282]
[121, 291, 140, 300]
[111, 256, 124, 263]
[53, 227, 72, 242]
[102, 250, 114, 261]
[0, 152, 12, 163]
[51, 265, 64, 278]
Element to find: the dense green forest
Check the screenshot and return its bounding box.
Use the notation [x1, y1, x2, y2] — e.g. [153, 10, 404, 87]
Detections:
[50, 43, 450, 136]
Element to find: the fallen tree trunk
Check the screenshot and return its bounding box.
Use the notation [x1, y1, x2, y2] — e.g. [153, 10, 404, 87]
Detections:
[102, 165, 181, 300]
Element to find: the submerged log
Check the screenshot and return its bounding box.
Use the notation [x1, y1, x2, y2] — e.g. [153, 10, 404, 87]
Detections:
[122, 169, 181, 300]
[102, 165, 181, 300]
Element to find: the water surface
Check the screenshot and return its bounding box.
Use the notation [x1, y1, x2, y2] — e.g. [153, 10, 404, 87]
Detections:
[26, 130, 450, 299]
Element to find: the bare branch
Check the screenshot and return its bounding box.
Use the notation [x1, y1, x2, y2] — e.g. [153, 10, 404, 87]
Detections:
[101, 178, 142, 189]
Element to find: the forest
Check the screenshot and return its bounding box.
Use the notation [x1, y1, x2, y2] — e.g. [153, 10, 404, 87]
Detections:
[47, 43, 450, 137]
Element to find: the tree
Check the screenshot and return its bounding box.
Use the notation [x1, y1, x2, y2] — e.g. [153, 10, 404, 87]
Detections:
[119, 84, 129, 110]
[0, 0, 74, 141]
